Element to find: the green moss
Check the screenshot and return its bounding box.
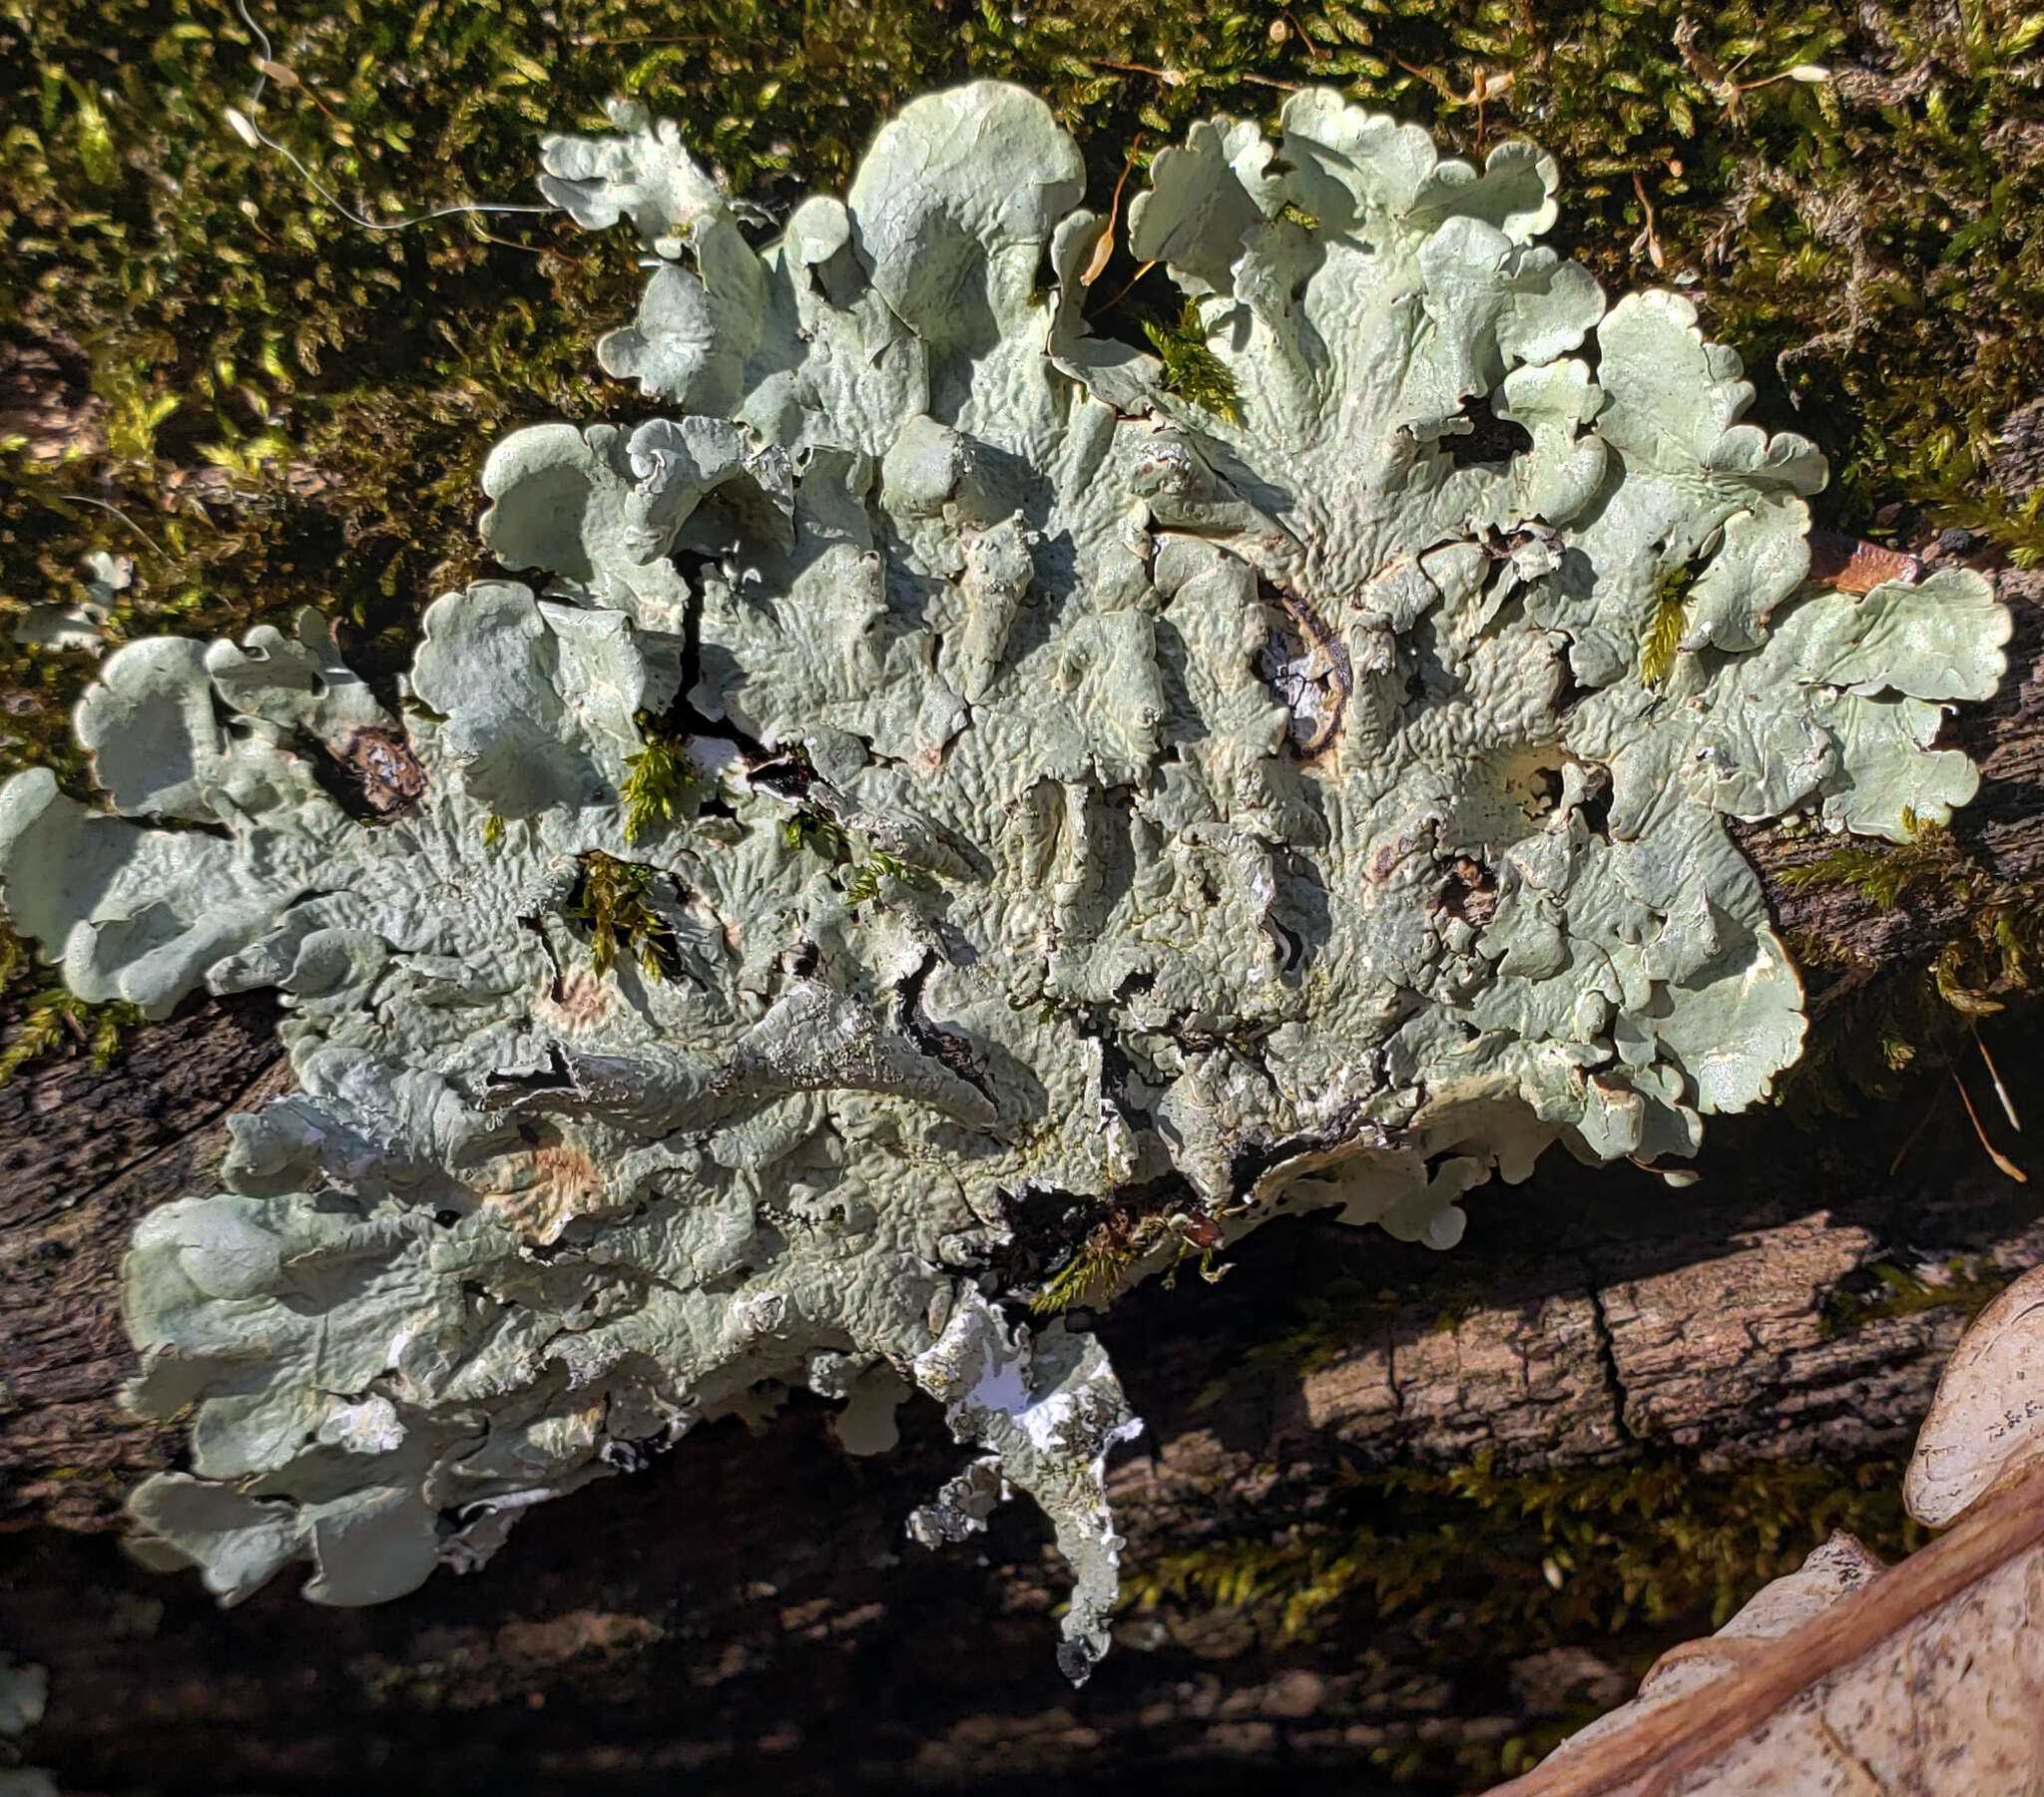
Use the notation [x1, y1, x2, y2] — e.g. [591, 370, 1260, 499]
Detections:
[1124, 1449, 1920, 1786]
[1142, 296, 1244, 423]
[839, 849, 933, 910]
[1638, 560, 1693, 688]
[1129, 1453, 1920, 1634]
[780, 808, 848, 863]
[618, 712, 698, 846]
[1031, 1203, 1234, 1314]
[1822, 1255, 2013, 1334]
[1775, 806, 2044, 1119]
[1030, 1231, 1141, 1315]
[565, 849, 677, 982]
[1778, 805, 1973, 912]
[0, 985, 140, 1084]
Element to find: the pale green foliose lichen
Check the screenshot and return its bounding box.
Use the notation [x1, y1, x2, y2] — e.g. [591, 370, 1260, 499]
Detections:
[0, 84, 2010, 1680]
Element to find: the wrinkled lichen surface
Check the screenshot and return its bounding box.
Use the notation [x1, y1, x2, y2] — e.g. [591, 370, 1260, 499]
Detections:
[0, 83, 2009, 1677]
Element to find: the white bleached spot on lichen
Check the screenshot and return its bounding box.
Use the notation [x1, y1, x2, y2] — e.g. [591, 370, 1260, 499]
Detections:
[316, 1395, 408, 1457]
[0, 82, 2010, 1679]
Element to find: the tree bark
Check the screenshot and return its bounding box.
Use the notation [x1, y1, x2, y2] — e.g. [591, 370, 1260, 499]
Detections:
[1, 570, 2040, 1795]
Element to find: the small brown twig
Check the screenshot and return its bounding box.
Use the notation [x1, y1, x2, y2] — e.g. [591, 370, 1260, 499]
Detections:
[1281, 11, 1326, 58]
[1092, 58, 1185, 87]
[1483, 1456, 2044, 1794]
[1631, 171, 1665, 270]
[1887, 1082, 1947, 1175]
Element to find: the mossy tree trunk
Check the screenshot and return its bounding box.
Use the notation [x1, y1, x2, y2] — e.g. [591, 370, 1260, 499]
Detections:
[1, 575, 2040, 1794]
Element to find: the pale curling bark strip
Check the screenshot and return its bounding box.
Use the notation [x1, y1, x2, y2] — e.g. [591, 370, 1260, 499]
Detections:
[1486, 1457, 2044, 1797]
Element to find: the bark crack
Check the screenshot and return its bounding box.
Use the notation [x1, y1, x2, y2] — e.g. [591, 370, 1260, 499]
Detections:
[1586, 1272, 1638, 1452]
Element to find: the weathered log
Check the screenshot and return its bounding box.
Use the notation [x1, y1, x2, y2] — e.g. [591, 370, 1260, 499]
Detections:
[0, 991, 284, 1531]
[4, 1089, 2040, 1794]
[0, 569, 2040, 1793]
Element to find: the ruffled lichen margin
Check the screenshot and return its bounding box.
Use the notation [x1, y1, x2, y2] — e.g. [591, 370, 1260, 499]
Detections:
[0, 83, 2009, 1679]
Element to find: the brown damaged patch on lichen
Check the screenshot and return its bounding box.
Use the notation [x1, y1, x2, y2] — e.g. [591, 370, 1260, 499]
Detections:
[534, 966, 623, 1036]
[471, 1139, 608, 1243]
[340, 726, 428, 815]
[294, 724, 427, 822]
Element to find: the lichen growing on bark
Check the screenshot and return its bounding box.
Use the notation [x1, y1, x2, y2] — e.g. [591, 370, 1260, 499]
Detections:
[0, 82, 2009, 1677]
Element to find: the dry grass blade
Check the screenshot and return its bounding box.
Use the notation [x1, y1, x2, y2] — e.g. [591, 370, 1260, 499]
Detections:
[1953, 1068, 2027, 1181]
[1972, 1020, 2020, 1131]
[1081, 151, 1139, 288]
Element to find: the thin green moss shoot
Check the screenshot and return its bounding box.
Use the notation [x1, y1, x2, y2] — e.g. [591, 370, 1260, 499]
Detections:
[840, 850, 933, 910]
[1638, 563, 1693, 689]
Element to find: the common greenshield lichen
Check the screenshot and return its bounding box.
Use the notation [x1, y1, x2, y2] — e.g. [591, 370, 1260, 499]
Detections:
[0, 83, 2010, 1679]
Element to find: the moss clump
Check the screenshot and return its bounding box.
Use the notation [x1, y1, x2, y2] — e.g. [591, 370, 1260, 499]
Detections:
[1780, 804, 1972, 910]
[1138, 1451, 1920, 1631]
[1774, 807, 2042, 1129]
[565, 850, 677, 981]
[1822, 1255, 2015, 1334]
[1142, 297, 1243, 423]
[1783, 807, 2044, 1012]
[839, 850, 932, 911]
[1637, 560, 1693, 688]
[0, 984, 139, 1083]
[779, 808, 848, 863]
[618, 713, 698, 846]
[1031, 1230, 1142, 1315]
[1030, 1202, 1232, 1317]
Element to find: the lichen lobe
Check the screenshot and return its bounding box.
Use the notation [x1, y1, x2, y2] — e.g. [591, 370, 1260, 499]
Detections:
[0, 81, 2009, 1676]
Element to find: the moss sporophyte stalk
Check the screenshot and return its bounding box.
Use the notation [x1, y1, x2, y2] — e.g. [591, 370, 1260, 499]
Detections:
[0, 84, 2009, 1679]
